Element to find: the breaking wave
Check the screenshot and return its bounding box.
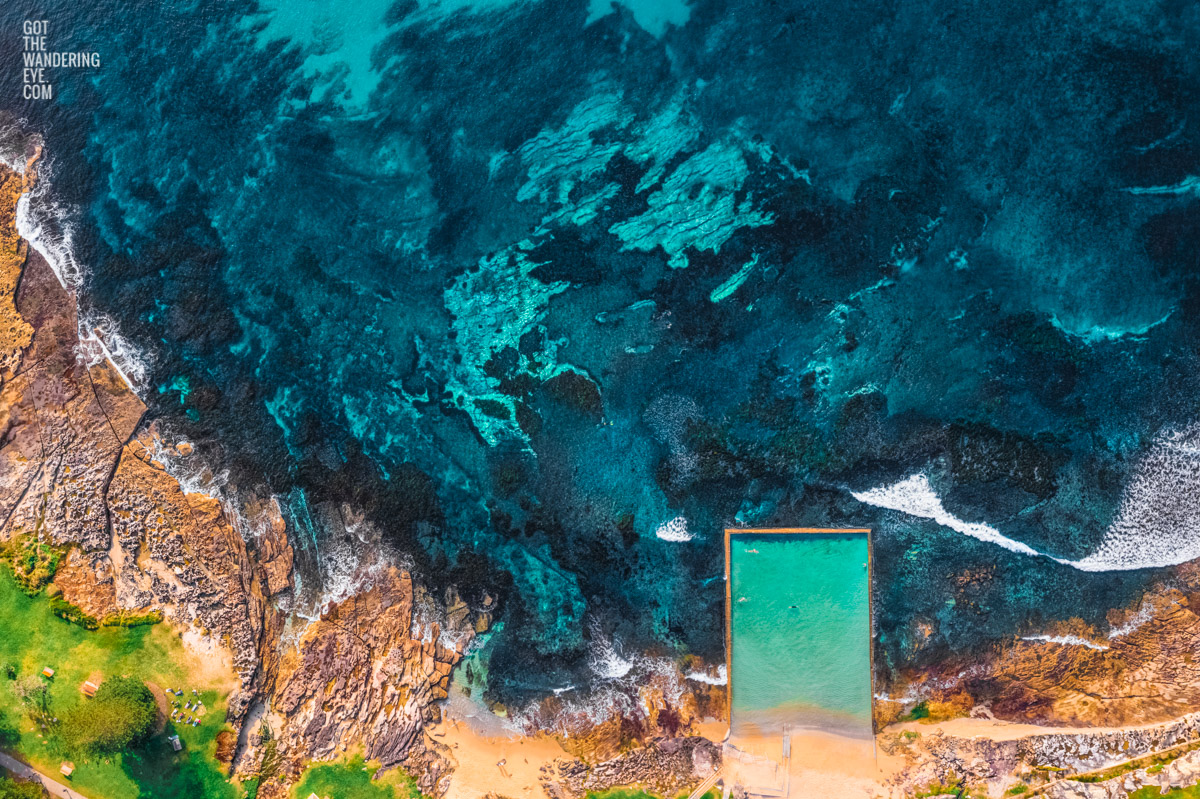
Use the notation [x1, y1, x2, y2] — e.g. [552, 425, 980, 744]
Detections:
[1071, 425, 1200, 572]
[854, 433, 1200, 574]
[588, 626, 635, 680]
[295, 503, 389, 624]
[1020, 634, 1109, 651]
[685, 664, 727, 685]
[77, 314, 153, 394]
[11, 147, 391, 636]
[0, 119, 31, 174]
[14, 148, 152, 394]
[136, 430, 230, 499]
[1108, 599, 1160, 640]
[655, 515, 693, 542]
[851, 474, 1042, 557]
[511, 622, 710, 735]
[15, 155, 86, 290]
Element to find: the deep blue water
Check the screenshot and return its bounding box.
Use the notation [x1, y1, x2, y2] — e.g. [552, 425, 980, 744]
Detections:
[3, 0, 1200, 712]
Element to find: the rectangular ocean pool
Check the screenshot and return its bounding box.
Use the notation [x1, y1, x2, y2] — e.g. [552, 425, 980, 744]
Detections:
[726, 530, 873, 739]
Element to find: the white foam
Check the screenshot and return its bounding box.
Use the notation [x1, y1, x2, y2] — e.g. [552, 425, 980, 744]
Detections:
[15, 166, 84, 290]
[296, 505, 388, 623]
[136, 432, 230, 499]
[874, 691, 922, 703]
[851, 474, 1043, 557]
[588, 625, 634, 680]
[78, 314, 152, 394]
[685, 664, 727, 685]
[1071, 425, 1200, 572]
[15, 153, 151, 396]
[134, 433, 299, 585]
[0, 120, 30, 174]
[655, 515, 693, 542]
[512, 626, 697, 735]
[1108, 600, 1160, 640]
[855, 436, 1200, 574]
[1020, 635, 1109, 651]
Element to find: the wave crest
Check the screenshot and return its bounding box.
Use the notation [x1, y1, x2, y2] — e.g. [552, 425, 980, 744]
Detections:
[854, 429, 1200, 574]
[655, 515, 692, 542]
[1072, 425, 1200, 571]
[14, 150, 153, 395]
[851, 474, 1041, 557]
[1020, 634, 1109, 651]
[15, 156, 86, 290]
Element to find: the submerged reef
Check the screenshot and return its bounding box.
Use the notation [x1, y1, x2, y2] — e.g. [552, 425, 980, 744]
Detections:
[3, 0, 1200, 736]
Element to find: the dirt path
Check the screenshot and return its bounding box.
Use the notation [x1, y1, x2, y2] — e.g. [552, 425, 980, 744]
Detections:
[145, 681, 171, 733]
[884, 714, 1198, 742]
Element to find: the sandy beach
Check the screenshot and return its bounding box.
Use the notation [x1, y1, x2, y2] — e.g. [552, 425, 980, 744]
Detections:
[430, 715, 907, 798]
[721, 724, 898, 798]
[434, 715, 571, 799]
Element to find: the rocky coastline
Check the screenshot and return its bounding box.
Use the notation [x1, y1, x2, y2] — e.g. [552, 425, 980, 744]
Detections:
[0, 131, 719, 798]
[876, 557, 1200, 735]
[11, 125, 1200, 799]
[0, 136, 485, 796]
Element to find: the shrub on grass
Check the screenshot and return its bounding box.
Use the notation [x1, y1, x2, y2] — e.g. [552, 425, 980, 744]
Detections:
[0, 775, 44, 799]
[48, 597, 99, 630]
[100, 609, 164, 628]
[0, 710, 20, 748]
[12, 675, 51, 725]
[60, 675, 157, 754]
[48, 599, 164, 630]
[292, 756, 427, 799]
[3, 536, 66, 593]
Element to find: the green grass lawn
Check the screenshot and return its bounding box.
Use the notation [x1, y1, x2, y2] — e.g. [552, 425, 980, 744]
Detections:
[291, 755, 424, 799]
[0, 567, 241, 799]
[1133, 784, 1200, 798]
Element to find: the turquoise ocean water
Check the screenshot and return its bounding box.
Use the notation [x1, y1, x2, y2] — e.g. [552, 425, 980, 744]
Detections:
[730, 534, 872, 738]
[0, 0, 1193, 714]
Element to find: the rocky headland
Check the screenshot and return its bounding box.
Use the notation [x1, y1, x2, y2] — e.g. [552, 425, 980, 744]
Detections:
[0, 137, 485, 796]
[878, 558, 1200, 734]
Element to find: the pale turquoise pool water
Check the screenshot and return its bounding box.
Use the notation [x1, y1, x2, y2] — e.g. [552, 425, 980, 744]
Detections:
[729, 533, 872, 738]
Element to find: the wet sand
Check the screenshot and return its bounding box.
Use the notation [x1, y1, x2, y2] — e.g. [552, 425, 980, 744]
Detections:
[701, 715, 900, 798]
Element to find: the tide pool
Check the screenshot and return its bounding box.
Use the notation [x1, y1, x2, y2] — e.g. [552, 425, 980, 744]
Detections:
[728, 533, 872, 738]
